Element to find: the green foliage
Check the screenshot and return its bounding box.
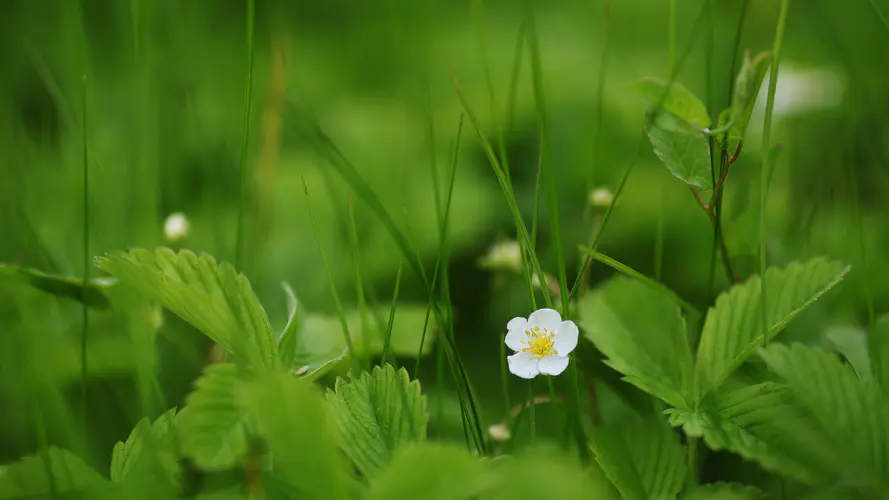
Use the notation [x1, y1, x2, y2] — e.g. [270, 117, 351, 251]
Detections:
[682, 483, 763, 500]
[0, 263, 114, 309]
[110, 408, 180, 495]
[760, 343, 889, 491]
[695, 258, 849, 397]
[630, 78, 712, 190]
[364, 444, 493, 500]
[176, 364, 250, 471]
[0, 446, 107, 499]
[326, 365, 427, 479]
[97, 248, 279, 371]
[725, 51, 772, 145]
[869, 316, 889, 396]
[580, 276, 695, 409]
[240, 372, 349, 500]
[590, 416, 687, 500]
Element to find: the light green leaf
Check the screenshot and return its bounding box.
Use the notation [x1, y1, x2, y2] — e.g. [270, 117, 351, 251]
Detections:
[580, 276, 695, 409]
[325, 364, 427, 478]
[240, 372, 349, 500]
[293, 306, 435, 369]
[364, 444, 494, 500]
[682, 483, 763, 500]
[727, 51, 772, 144]
[177, 364, 249, 471]
[760, 343, 889, 490]
[667, 382, 846, 485]
[0, 447, 107, 499]
[96, 248, 278, 371]
[590, 416, 686, 500]
[695, 258, 849, 397]
[645, 111, 713, 190]
[110, 408, 179, 494]
[277, 281, 301, 368]
[629, 77, 711, 127]
[825, 324, 872, 381]
[0, 263, 115, 309]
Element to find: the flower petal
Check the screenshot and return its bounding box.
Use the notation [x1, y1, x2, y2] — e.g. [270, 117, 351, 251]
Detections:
[528, 308, 561, 332]
[504, 329, 526, 352]
[553, 320, 579, 356]
[506, 316, 528, 331]
[508, 351, 540, 379]
[538, 355, 570, 376]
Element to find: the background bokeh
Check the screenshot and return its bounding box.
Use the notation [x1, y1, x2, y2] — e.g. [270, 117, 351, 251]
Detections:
[2, 0, 888, 486]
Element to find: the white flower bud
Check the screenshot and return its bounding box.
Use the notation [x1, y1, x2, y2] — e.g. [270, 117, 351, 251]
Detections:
[488, 424, 512, 441]
[163, 212, 190, 242]
[588, 188, 614, 209]
[479, 240, 523, 273]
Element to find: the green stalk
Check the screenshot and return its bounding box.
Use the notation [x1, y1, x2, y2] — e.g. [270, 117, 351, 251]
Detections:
[302, 176, 358, 363]
[669, 0, 677, 73]
[235, 0, 255, 270]
[687, 436, 698, 487]
[347, 195, 371, 344]
[527, 381, 536, 444]
[381, 261, 404, 365]
[760, 0, 791, 347]
[34, 400, 58, 500]
[79, 75, 89, 430]
[851, 165, 875, 326]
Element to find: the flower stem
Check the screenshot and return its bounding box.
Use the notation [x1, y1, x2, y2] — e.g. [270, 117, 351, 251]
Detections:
[687, 436, 698, 488]
[527, 381, 536, 444]
[760, 0, 791, 348]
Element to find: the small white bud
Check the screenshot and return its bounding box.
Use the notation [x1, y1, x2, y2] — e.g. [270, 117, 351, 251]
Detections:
[488, 424, 512, 441]
[163, 212, 190, 242]
[479, 240, 523, 273]
[294, 365, 311, 376]
[588, 188, 614, 209]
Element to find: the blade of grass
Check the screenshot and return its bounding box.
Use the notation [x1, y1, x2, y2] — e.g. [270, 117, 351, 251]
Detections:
[581, 248, 700, 318]
[866, 0, 889, 34]
[79, 74, 89, 431]
[669, 0, 677, 72]
[760, 0, 791, 348]
[235, 0, 256, 270]
[380, 260, 403, 366]
[34, 400, 58, 500]
[301, 176, 358, 364]
[851, 164, 875, 326]
[347, 194, 371, 344]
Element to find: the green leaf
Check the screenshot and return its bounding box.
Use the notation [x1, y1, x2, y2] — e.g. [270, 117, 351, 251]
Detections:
[580, 276, 695, 409]
[0, 263, 114, 309]
[682, 483, 763, 500]
[0, 447, 107, 499]
[760, 343, 889, 490]
[488, 450, 617, 500]
[110, 408, 179, 495]
[277, 281, 301, 369]
[825, 324, 872, 381]
[364, 444, 494, 500]
[645, 111, 713, 190]
[325, 364, 427, 478]
[695, 258, 849, 397]
[868, 315, 889, 397]
[667, 382, 846, 486]
[291, 307, 435, 371]
[629, 77, 711, 127]
[727, 51, 771, 143]
[590, 416, 686, 500]
[240, 372, 349, 500]
[96, 248, 278, 370]
[177, 364, 249, 471]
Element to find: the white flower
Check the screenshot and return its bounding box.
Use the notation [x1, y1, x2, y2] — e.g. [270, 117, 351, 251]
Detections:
[505, 308, 578, 379]
[479, 240, 523, 273]
[163, 212, 190, 242]
[488, 424, 512, 441]
[588, 187, 614, 209]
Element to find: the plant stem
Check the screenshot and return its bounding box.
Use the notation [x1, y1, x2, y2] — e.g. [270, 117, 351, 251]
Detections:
[527, 381, 536, 444]
[669, 0, 677, 73]
[760, 0, 791, 347]
[34, 400, 58, 500]
[687, 436, 698, 488]
[80, 74, 89, 431]
[235, 0, 255, 270]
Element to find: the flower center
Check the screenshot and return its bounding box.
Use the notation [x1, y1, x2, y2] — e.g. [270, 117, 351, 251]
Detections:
[520, 326, 555, 358]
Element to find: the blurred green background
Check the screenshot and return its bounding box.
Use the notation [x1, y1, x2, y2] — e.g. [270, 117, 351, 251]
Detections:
[2, 0, 888, 486]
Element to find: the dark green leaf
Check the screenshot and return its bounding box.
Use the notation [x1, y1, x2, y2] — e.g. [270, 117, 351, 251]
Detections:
[580, 276, 695, 408]
[0, 263, 114, 309]
[645, 111, 713, 190]
[325, 365, 427, 478]
[760, 343, 889, 490]
[682, 483, 763, 500]
[364, 444, 493, 500]
[590, 416, 686, 500]
[695, 258, 849, 397]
